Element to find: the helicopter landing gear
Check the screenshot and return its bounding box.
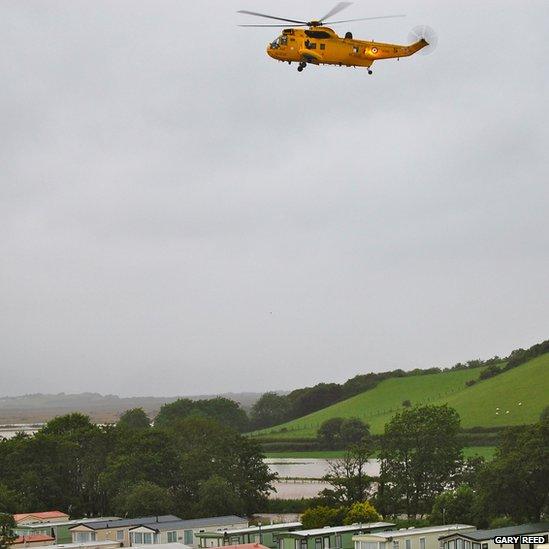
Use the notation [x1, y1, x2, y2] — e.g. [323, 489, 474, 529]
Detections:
[297, 62, 307, 72]
[368, 69, 373, 75]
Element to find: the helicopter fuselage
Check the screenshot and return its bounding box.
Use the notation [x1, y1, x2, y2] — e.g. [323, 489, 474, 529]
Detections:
[266, 27, 427, 69]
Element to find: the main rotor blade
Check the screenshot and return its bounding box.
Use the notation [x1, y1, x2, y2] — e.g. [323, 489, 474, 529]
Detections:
[325, 14, 406, 24]
[238, 24, 306, 27]
[319, 2, 352, 23]
[237, 10, 307, 25]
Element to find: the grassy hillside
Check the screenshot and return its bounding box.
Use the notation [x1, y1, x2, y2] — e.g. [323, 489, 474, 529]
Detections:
[251, 353, 549, 439]
[445, 353, 548, 427]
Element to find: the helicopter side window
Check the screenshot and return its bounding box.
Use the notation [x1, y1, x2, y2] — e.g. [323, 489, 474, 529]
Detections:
[305, 40, 317, 50]
[280, 36, 288, 46]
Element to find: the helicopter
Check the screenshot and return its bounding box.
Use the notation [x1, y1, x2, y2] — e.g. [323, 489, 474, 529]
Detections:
[238, 2, 437, 73]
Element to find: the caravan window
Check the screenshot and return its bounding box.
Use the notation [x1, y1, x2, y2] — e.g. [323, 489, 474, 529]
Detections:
[75, 532, 95, 543]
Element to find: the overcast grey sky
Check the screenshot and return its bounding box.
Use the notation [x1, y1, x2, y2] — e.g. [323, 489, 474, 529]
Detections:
[1, 0, 548, 397]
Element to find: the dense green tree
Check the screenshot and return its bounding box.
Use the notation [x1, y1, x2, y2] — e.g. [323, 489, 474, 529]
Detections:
[317, 418, 369, 450]
[340, 419, 370, 447]
[250, 392, 289, 429]
[114, 481, 174, 517]
[287, 383, 343, 419]
[318, 418, 345, 449]
[102, 428, 184, 506]
[343, 501, 381, 525]
[0, 485, 20, 514]
[452, 456, 486, 488]
[117, 408, 150, 430]
[169, 417, 274, 517]
[0, 413, 273, 518]
[430, 485, 480, 526]
[477, 421, 548, 522]
[41, 412, 95, 435]
[0, 415, 114, 515]
[379, 405, 462, 518]
[0, 514, 16, 549]
[196, 475, 245, 517]
[155, 397, 249, 432]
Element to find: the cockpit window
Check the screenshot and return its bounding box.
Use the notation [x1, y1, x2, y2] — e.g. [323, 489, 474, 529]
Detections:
[270, 35, 288, 48]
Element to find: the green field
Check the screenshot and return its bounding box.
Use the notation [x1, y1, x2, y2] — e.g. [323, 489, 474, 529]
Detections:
[252, 354, 549, 439]
[264, 446, 496, 460]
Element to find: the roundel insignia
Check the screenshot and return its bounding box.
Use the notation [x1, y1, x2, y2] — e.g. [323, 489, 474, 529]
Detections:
[371, 47, 378, 53]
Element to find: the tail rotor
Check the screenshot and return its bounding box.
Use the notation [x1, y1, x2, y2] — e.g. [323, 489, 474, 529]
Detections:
[408, 25, 438, 55]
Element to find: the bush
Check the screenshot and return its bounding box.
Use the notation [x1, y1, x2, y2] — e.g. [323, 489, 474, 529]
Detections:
[301, 505, 347, 529]
[479, 364, 502, 381]
[489, 516, 515, 528]
[343, 501, 381, 525]
[259, 441, 321, 452]
[262, 498, 320, 514]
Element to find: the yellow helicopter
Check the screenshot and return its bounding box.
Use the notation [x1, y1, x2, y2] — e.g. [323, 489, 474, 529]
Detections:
[238, 2, 436, 73]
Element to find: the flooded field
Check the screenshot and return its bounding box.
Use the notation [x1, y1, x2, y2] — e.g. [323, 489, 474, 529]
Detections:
[265, 457, 380, 500]
[0, 424, 41, 439]
[265, 457, 380, 478]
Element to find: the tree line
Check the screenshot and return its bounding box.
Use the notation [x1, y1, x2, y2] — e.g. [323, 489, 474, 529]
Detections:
[0, 410, 274, 518]
[467, 339, 549, 387]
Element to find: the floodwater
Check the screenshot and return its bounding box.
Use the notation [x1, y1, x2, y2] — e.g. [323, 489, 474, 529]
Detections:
[0, 424, 41, 439]
[265, 457, 380, 479]
[265, 458, 380, 500]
